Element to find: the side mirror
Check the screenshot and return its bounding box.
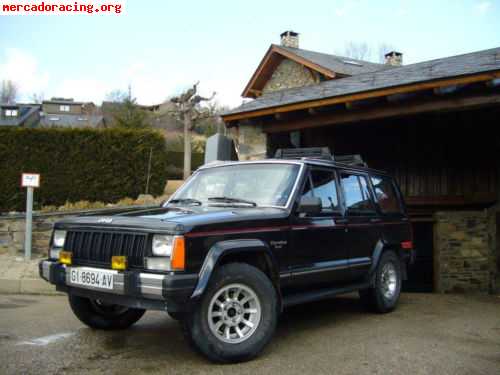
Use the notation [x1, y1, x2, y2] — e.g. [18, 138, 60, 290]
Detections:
[298, 196, 322, 215]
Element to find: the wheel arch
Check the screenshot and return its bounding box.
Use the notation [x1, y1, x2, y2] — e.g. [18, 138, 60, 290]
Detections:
[190, 239, 281, 304]
[369, 239, 407, 285]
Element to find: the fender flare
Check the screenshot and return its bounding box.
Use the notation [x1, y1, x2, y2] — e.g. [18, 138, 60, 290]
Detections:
[368, 239, 407, 285]
[190, 239, 279, 301]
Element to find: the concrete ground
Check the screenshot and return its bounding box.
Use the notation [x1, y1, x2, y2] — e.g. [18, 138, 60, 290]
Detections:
[1, 293, 499, 375]
[0, 254, 57, 294]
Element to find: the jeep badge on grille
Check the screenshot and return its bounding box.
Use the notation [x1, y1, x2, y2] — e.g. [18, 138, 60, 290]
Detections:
[97, 218, 113, 224]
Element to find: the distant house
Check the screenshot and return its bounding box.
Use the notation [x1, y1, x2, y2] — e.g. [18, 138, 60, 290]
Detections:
[101, 100, 181, 130]
[0, 103, 40, 127]
[40, 98, 103, 128]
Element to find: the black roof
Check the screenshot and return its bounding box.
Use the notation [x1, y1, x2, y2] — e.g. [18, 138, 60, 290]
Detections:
[278, 45, 390, 76]
[225, 46, 500, 117]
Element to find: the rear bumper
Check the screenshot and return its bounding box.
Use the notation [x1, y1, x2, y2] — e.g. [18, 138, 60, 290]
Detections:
[39, 260, 198, 312]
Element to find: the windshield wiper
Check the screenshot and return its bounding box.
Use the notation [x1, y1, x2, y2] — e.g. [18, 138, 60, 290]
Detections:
[168, 198, 202, 206]
[208, 196, 257, 207]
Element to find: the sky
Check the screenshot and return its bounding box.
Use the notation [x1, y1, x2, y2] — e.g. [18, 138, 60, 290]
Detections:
[0, 0, 499, 108]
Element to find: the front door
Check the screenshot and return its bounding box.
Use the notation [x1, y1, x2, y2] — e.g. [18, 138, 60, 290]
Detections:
[339, 172, 381, 280]
[290, 167, 350, 288]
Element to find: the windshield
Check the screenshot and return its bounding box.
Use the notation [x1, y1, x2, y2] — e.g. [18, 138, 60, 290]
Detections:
[169, 163, 300, 207]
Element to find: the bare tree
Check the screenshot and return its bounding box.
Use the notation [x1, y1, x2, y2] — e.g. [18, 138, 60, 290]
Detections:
[170, 82, 216, 179]
[31, 92, 44, 104]
[340, 41, 397, 64]
[343, 41, 372, 61]
[105, 89, 128, 103]
[1, 80, 18, 104]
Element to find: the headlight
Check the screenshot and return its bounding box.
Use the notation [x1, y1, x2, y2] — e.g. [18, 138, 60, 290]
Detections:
[53, 230, 66, 248]
[148, 235, 185, 271]
[152, 235, 174, 256]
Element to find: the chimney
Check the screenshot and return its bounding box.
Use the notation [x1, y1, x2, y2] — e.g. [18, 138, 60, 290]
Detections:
[280, 31, 299, 48]
[384, 51, 403, 66]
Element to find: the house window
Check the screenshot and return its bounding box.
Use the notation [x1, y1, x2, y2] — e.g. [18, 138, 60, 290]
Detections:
[5, 109, 18, 117]
[59, 105, 70, 112]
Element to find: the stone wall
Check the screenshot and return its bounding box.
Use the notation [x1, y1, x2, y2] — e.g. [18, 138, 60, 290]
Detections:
[0, 212, 69, 257]
[235, 124, 268, 160]
[434, 211, 493, 293]
[0, 205, 155, 257]
[262, 60, 321, 94]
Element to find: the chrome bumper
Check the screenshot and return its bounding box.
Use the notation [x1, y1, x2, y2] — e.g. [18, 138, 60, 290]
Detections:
[40, 260, 184, 300]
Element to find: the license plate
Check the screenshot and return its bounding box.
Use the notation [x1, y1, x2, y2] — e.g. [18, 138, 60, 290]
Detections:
[69, 267, 115, 290]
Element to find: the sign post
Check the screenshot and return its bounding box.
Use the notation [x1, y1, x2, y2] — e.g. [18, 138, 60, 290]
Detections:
[21, 173, 40, 260]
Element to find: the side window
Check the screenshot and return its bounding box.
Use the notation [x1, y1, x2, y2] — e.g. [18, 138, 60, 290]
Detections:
[370, 176, 403, 214]
[301, 175, 314, 199]
[300, 168, 340, 213]
[340, 173, 376, 215]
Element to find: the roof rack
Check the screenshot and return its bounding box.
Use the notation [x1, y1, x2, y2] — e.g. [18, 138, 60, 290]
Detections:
[274, 147, 333, 160]
[274, 147, 367, 167]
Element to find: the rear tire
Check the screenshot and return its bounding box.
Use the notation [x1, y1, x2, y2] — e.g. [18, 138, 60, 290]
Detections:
[182, 263, 278, 363]
[359, 250, 402, 313]
[69, 294, 145, 330]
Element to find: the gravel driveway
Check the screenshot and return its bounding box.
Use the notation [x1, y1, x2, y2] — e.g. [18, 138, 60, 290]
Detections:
[1, 293, 499, 374]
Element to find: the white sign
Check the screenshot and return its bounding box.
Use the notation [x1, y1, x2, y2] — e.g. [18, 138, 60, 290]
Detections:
[21, 173, 40, 188]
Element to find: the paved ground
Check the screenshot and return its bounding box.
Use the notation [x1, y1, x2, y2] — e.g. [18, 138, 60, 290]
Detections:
[1, 293, 499, 375]
[0, 254, 57, 294]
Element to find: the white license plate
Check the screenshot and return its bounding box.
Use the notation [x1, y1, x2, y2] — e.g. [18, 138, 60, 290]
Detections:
[69, 268, 115, 290]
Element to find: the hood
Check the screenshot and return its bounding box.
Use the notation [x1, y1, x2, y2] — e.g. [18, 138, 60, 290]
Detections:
[55, 205, 288, 233]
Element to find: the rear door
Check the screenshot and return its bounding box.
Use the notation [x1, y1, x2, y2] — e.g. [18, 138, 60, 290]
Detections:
[289, 166, 350, 287]
[370, 174, 411, 250]
[339, 171, 381, 280]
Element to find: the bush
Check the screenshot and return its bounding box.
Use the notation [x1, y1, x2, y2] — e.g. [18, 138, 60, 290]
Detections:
[165, 151, 204, 179]
[0, 128, 170, 212]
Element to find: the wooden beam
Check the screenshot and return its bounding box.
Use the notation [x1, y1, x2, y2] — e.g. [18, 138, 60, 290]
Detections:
[223, 70, 500, 122]
[486, 78, 500, 87]
[273, 45, 336, 79]
[261, 92, 500, 133]
[433, 84, 463, 95]
[406, 195, 497, 206]
[241, 45, 336, 99]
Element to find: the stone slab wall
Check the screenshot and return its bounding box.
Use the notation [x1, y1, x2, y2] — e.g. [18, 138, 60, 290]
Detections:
[0, 205, 155, 257]
[434, 211, 493, 293]
[0, 213, 67, 256]
[236, 125, 268, 160]
[262, 59, 321, 94]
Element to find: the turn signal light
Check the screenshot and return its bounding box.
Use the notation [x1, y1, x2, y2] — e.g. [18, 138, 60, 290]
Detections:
[111, 256, 127, 270]
[171, 236, 185, 270]
[59, 251, 72, 265]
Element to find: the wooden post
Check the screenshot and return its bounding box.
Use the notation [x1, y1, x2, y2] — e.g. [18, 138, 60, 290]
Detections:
[183, 113, 192, 180]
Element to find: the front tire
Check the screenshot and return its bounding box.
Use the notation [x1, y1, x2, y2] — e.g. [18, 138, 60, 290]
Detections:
[182, 263, 278, 363]
[359, 250, 402, 313]
[69, 294, 146, 330]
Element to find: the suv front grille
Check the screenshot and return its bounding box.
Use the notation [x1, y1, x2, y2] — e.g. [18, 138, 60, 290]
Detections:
[65, 230, 148, 268]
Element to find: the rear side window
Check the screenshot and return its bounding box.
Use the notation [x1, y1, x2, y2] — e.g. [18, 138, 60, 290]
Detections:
[340, 173, 376, 215]
[370, 176, 403, 214]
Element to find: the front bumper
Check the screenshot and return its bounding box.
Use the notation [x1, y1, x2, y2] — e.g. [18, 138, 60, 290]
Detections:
[39, 260, 198, 312]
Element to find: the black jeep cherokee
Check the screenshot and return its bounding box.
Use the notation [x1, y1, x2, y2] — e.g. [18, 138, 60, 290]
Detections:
[40, 151, 413, 363]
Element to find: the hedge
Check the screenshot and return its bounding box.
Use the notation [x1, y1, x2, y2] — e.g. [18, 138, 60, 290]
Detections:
[164, 151, 204, 179]
[0, 128, 171, 212]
